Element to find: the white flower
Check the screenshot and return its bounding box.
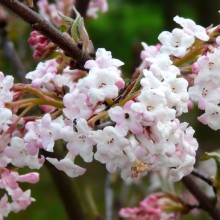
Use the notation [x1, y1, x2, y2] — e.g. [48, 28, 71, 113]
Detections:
[146, 54, 180, 81]
[174, 15, 209, 41]
[158, 28, 195, 57]
[26, 59, 57, 89]
[0, 72, 14, 103]
[90, 126, 135, 179]
[46, 153, 86, 178]
[5, 137, 44, 169]
[63, 92, 93, 120]
[67, 118, 94, 162]
[108, 101, 143, 136]
[198, 102, 220, 130]
[85, 48, 123, 70]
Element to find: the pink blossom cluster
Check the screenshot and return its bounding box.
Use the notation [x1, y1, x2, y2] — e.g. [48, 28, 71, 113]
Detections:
[0, 169, 39, 219]
[87, 0, 108, 18]
[22, 49, 126, 178]
[37, 0, 108, 25]
[119, 193, 183, 220]
[23, 44, 198, 182]
[28, 31, 56, 59]
[37, 0, 75, 26]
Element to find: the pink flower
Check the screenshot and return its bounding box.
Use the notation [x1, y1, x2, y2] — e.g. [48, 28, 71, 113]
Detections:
[119, 193, 184, 220]
[87, 0, 108, 18]
[108, 100, 143, 136]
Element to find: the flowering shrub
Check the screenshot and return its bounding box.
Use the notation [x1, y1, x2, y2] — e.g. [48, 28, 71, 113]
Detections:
[0, 0, 220, 219]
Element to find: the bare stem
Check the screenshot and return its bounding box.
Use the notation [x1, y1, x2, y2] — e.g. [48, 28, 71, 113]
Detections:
[75, 0, 91, 18]
[43, 150, 87, 220]
[182, 175, 220, 220]
[0, 22, 27, 82]
[0, 0, 93, 69]
[192, 168, 213, 186]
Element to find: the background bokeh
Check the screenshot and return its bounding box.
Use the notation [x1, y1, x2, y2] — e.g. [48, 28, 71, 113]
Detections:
[1, 0, 220, 219]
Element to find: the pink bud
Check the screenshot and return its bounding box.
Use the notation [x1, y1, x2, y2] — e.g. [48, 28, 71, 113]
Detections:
[191, 62, 199, 74]
[18, 172, 39, 184]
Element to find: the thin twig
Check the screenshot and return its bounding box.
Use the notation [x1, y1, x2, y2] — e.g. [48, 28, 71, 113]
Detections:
[43, 149, 87, 220]
[192, 168, 218, 205]
[75, 0, 91, 18]
[105, 173, 113, 220]
[0, 0, 93, 69]
[182, 175, 220, 220]
[192, 168, 213, 186]
[0, 24, 27, 82]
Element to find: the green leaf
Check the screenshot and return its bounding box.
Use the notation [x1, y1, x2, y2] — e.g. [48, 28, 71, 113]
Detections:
[200, 152, 220, 162]
[44, 51, 62, 60]
[58, 12, 74, 25]
[59, 25, 68, 33]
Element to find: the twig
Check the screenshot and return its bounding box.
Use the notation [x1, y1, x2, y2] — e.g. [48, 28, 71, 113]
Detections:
[192, 168, 213, 186]
[0, 24, 27, 83]
[75, 0, 91, 18]
[105, 173, 113, 220]
[192, 168, 218, 205]
[0, 0, 93, 69]
[43, 150, 87, 220]
[182, 175, 220, 220]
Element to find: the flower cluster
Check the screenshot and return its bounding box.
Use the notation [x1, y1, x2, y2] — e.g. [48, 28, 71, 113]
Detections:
[0, 169, 39, 219]
[2, 8, 220, 218]
[37, 0, 108, 25]
[119, 193, 186, 220]
[28, 31, 56, 59]
[189, 46, 220, 130]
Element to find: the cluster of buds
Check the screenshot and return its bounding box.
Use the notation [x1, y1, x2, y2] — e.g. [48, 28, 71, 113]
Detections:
[28, 31, 57, 59]
[119, 193, 189, 220]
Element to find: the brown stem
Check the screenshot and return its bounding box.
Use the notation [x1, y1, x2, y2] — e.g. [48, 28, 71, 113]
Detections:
[192, 168, 213, 186]
[43, 150, 87, 220]
[75, 0, 91, 18]
[0, 23, 27, 83]
[0, 0, 93, 69]
[182, 175, 220, 220]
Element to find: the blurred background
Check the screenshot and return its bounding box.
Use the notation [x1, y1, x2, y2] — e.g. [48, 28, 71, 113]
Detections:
[1, 0, 220, 219]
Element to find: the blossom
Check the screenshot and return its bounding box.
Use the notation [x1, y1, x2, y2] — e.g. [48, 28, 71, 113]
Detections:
[108, 101, 143, 136]
[158, 28, 194, 57]
[63, 92, 93, 120]
[174, 15, 209, 41]
[189, 49, 220, 130]
[46, 153, 86, 178]
[5, 137, 44, 169]
[0, 72, 14, 103]
[85, 48, 124, 70]
[0, 169, 39, 218]
[26, 59, 58, 89]
[87, 0, 108, 18]
[66, 118, 95, 162]
[90, 126, 136, 179]
[0, 107, 13, 133]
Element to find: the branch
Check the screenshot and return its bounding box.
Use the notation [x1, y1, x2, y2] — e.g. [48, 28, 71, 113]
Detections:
[75, 0, 91, 18]
[192, 168, 213, 186]
[0, 0, 93, 69]
[43, 150, 87, 220]
[182, 175, 220, 220]
[0, 23, 27, 83]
